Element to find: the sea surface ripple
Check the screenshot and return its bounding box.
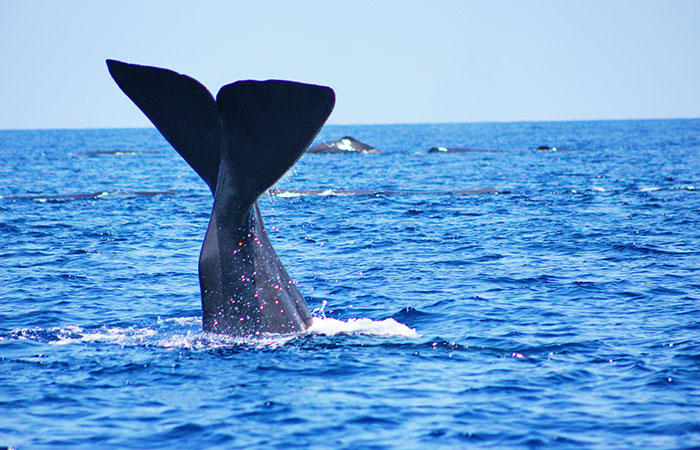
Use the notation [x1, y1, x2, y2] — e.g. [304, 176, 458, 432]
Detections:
[1, 120, 699, 449]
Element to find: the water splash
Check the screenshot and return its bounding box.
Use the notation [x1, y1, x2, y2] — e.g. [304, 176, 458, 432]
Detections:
[2, 308, 419, 350]
[308, 317, 420, 338]
[308, 299, 419, 337]
[3, 319, 295, 350]
[311, 299, 329, 319]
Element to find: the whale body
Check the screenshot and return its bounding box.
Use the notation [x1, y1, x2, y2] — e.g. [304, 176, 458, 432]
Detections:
[107, 59, 335, 336]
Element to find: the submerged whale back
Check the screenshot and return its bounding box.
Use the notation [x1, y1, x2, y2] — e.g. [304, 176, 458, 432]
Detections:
[107, 59, 335, 336]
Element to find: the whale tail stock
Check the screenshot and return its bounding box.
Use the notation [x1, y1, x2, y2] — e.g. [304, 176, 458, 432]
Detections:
[106, 59, 336, 335]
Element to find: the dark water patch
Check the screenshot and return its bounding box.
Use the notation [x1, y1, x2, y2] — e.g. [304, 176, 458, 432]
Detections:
[347, 415, 399, 426]
[391, 306, 434, 327]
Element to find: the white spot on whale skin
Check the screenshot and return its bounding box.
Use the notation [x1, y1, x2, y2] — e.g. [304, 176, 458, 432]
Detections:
[336, 138, 354, 151]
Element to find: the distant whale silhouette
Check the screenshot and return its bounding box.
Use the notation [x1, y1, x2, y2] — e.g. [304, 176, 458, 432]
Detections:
[70, 150, 161, 156]
[1, 190, 177, 201]
[307, 136, 380, 154]
[270, 187, 499, 196]
[107, 59, 335, 336]
[534, 145, 577, 151]
[428, 147, 504, 153]
[429, 146, 585, 153]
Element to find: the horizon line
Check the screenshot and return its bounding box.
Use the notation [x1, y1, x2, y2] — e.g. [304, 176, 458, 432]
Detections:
[1, 116, 699, 132]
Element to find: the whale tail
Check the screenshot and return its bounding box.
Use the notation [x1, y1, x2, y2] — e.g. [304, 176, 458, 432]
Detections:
[106, 59, 335, 196]
[107, 59, 335, 335]
[215, 79, 336, 207]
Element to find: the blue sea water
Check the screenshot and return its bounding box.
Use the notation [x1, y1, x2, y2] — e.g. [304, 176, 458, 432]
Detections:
[1, 119, 699, 449]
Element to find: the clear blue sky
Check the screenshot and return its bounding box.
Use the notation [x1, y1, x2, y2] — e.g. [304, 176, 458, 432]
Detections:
[2, 0, 699, 129]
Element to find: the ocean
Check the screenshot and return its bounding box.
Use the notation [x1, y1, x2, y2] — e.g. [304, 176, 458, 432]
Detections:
[1, 119, 699, 448]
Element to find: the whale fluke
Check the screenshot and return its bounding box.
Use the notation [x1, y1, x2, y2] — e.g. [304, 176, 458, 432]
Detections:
[107, 59, 335, 336]
[107, 59, 222, 191]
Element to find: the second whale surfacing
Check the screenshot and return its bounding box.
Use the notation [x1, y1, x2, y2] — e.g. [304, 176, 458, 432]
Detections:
[307, 136, 380, 154]
[107, 59, 335, 336]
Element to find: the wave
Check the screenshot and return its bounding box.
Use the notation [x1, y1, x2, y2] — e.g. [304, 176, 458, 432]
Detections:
[9, 183, 694, 202]
[639, 185, 696, 192]
[1, 187, 498, 201]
